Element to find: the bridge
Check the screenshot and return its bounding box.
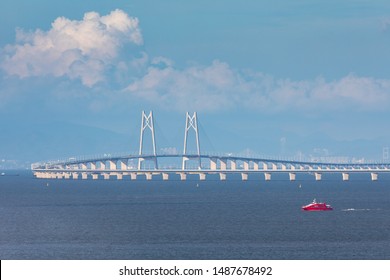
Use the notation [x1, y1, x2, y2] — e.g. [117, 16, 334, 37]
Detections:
[32, 111, 390, 182]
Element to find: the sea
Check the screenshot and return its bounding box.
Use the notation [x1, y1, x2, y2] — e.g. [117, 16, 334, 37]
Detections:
[0, 170, 389, 260]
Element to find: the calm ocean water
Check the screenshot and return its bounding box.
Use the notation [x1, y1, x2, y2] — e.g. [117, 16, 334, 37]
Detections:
[0, 170, 389, 260]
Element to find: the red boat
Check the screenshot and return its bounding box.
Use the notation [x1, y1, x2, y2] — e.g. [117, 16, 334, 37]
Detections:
[302, 199, 333, 211]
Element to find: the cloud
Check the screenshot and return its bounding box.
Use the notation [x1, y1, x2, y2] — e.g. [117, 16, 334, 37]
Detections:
[125, 60, 241, 111]
[124, 60, 390, 112]
[1, 9, 142, 87]
[2, 9, 390, 114]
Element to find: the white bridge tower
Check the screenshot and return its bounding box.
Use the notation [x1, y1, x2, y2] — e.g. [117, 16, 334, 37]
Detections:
[182, 112, 201, 170]
[138, 110, 158, 169]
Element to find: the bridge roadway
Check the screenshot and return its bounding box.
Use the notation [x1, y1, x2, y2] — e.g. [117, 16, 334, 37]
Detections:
[32, 154, 390, 181]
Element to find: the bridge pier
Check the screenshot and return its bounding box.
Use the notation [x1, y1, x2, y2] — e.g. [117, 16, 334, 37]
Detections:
[241, 173, 248, 181]
[210, 158, 217, 170]
[264, 172, 271, 181]
[289, 172, 296, 181]
[230, 160, 236, 170]
[145, 172, 152, 180]
[130, 173, 137, 180]
[220, 160, 227, 170]
[342, 173, 349, 181]
[371, 172, 378, 181]
[119, 160, 127, 170]
[314, 172, 322, 181]
[162, 173, 169, 180]
[179, 173, 187, 181]
[91, 174, 98, 180]
[199, 173, 206, 180]
[108, 161, 116, 170]
[81, 173, 88, 180]
[219, 173, 226, 181]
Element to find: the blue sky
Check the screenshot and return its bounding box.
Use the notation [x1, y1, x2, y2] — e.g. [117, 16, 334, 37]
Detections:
[1, 0, 390, 164]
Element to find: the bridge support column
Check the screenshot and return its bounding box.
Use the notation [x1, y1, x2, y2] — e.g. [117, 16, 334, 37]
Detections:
[130, 173, 137, 180]
[241, 173, 248, 181]
[210, 158, 217, 170]
[199, 173, 206, 180]
[81, 173, 88, 180]
[243, 161, 249, 171]
[162, 173, 169, 180]
[91, 174, 98, 180]
[120, 161, 127, 170]
[290, 165, 296, 171]
[314, 172, 322, 181]
[145, 173, 152, 180]
[80, 163, 87, 170]
[253, 162, 259, 170]
[219, 173, 226, 181]
[90, 162, 96, 170]
[342, 173, 349, 181]
[137, 158, 144, 170]
[264, 172, 271, 181]
[230, 160, 236, 170]
[103, 173, 110, 180]
[116, 173, 123, 180]
[371, 172, 378, 181]
[179, 173, 187, 181]
[220, 160, 227, 170]
[289, 172, 296, 181]
[63, 173, 71, 179]
[72, 173, 79, 180]
[108, 161, 116, 170]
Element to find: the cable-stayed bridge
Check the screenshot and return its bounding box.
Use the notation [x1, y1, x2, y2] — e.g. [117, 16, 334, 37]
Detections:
[32, 111, 390, 181]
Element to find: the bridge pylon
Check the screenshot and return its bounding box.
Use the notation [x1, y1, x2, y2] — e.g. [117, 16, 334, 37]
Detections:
[182, 112, 201, 170]
[138, 110, 158, 169]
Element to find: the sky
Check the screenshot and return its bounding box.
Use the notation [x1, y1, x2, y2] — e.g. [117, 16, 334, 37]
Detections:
[1, 0, 390, 166]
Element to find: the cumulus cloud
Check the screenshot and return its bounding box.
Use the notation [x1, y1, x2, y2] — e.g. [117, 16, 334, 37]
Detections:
[124, 60, 390, 112]
[1, 9, 142, 87]
[2, 9, 390, 114]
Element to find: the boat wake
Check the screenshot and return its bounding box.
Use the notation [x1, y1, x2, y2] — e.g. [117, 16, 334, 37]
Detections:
[341, 208, 381, 212]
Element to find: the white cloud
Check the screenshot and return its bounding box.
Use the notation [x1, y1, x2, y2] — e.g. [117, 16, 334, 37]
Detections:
[2, 10, 390, 114]
[124, 60, 390, 112]
[1, 9, 142, 87]
[125, 60, 240, 111]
